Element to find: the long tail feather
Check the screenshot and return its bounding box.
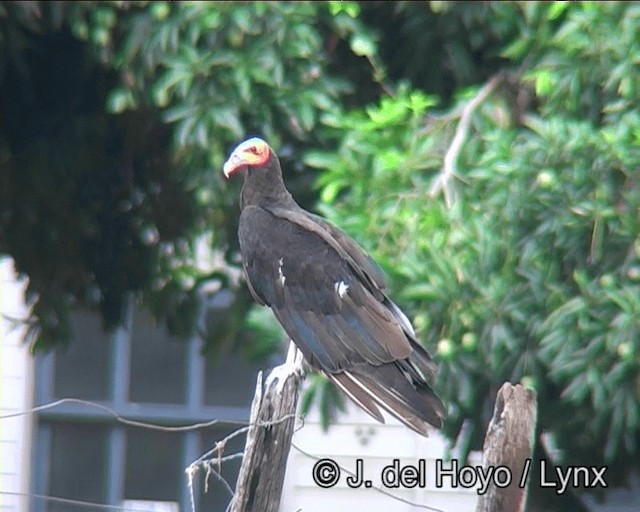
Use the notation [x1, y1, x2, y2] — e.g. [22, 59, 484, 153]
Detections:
[327, 372, 385, 424]
[331, 364, 444, 436]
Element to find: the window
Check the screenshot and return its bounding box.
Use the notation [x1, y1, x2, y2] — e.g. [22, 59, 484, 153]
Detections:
[32, 305, 264, 512]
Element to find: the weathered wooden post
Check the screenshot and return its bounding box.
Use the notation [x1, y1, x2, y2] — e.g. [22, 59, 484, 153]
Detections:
[476, 383, 538, 512]
[230, 342, 305, 512]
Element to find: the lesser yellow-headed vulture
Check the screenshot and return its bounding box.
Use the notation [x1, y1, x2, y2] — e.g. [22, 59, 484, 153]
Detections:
[224, 137, 444, 435]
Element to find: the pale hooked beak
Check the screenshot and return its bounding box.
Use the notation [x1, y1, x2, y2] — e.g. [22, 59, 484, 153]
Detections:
[223, 153, 245, 178]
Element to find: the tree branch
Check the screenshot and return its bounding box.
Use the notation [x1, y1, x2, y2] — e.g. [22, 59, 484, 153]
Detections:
[430, 74, 504, 208]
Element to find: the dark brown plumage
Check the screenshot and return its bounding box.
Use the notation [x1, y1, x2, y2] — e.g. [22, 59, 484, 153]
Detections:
[224, 137, 445, 435]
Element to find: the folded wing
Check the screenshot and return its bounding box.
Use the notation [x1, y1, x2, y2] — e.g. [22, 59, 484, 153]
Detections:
[239, 204, 444, 434]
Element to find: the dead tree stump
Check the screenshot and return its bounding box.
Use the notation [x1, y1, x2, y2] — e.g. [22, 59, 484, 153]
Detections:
[476, 383, 538, 512]
[230, 342, 305, 512]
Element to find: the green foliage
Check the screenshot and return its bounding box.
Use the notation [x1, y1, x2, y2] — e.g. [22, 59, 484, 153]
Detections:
[308, 0, 640, 496]
[0, 1, 371, 350]
[78, 2, 355, 151]
[360, 1, 518, 102]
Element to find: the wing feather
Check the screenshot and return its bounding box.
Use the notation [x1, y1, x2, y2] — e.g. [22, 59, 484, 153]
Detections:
[268, 204, 388, 297]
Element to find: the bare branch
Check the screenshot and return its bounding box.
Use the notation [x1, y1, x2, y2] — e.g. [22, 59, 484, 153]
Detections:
[430, 74, 504, 208]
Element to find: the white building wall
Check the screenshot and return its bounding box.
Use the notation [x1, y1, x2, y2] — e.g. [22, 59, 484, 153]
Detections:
[0, 258, 33, 512]
[281, 402, 480, 512]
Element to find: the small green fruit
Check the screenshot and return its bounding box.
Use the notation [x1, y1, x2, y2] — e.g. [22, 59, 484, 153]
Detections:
[461, 332, 478, 351]
[437, 338, 456, 359]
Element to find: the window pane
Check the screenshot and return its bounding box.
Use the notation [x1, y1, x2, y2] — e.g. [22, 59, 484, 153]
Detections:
[204, 352, 262, 407]
[124, 429, 182, 501]
[129, 311, 187, 404]
[48, 423, 108, 512]
[53, 312, 110, 400]
[198, 428, 246, 511]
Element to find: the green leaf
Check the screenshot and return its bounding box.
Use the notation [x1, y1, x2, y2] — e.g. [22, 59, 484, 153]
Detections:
[328, 1, 360, 18]
[320, 178, 349, 204]
[526, 69, 556, 97]
[350, 33, 376, 57]
[106, 88, 135, 113]
[501, 38, 531, 60]
[163, 104, 199, 123]
[547, 1, 570, 20]
[303, 151, 337, 169]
